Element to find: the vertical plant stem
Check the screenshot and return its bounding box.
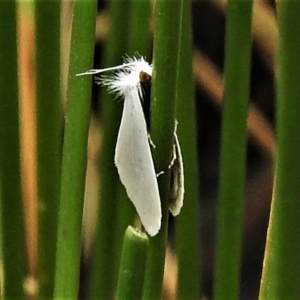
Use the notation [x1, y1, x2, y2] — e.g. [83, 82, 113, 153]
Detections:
[89, 1, 132, 298]
[0, 1, 26, 298]
[90, 2, 152, 297]
[35, 0, 62, 297]
[259, 2, 300, 298]
[176, 0, 201, 298]
[214, 1, 252, 299]
[116, 226, 149, 300]
[126, 0, 151, 57]
[142, 0, 183, 298]
[53, 0, 97, 298]
[113, 0, 152, 268]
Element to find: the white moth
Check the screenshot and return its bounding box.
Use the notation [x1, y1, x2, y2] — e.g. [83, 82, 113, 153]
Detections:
[77, 56, 184, 236]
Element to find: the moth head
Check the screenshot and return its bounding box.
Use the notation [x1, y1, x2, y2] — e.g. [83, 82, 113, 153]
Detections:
[139, 71, 152, 84]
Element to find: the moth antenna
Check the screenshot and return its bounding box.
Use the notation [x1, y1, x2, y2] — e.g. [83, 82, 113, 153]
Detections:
[76, 62, 139, 76]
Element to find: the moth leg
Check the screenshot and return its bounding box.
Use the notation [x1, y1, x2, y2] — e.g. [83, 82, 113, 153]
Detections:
[148, 133, 156, 148]
[168, 120, 179, 168]
[156, 170, 164, 177]
[168, 141, 177, 169]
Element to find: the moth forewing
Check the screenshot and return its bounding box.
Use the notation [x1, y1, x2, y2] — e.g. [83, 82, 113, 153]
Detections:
[114, 88, 161, 236]
[169, 129, 184, 216]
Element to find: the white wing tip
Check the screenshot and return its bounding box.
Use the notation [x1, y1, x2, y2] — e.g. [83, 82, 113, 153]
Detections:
[145, 224, 161, 237]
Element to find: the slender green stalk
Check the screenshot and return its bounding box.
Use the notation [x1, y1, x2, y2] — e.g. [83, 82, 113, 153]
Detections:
[112, 0, 152, 277]
[88, 1, 132, 298]
[90, 2, 152, 297]
[259, 3, 300, 298]
[126, 0, 151, 57]
[0, 1, 25, 298]
[142, 1, 183, 298]
[116, 226, 149, 300]
[176, 0, 201, 298]
[53, 0, 97, 298]
[214, 1, 252, 299]
[34, 0, 62, 297]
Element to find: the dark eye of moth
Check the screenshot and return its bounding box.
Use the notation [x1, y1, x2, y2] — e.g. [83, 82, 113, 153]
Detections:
[139, 71, 152, 84]
[139, 71, 152, 131]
